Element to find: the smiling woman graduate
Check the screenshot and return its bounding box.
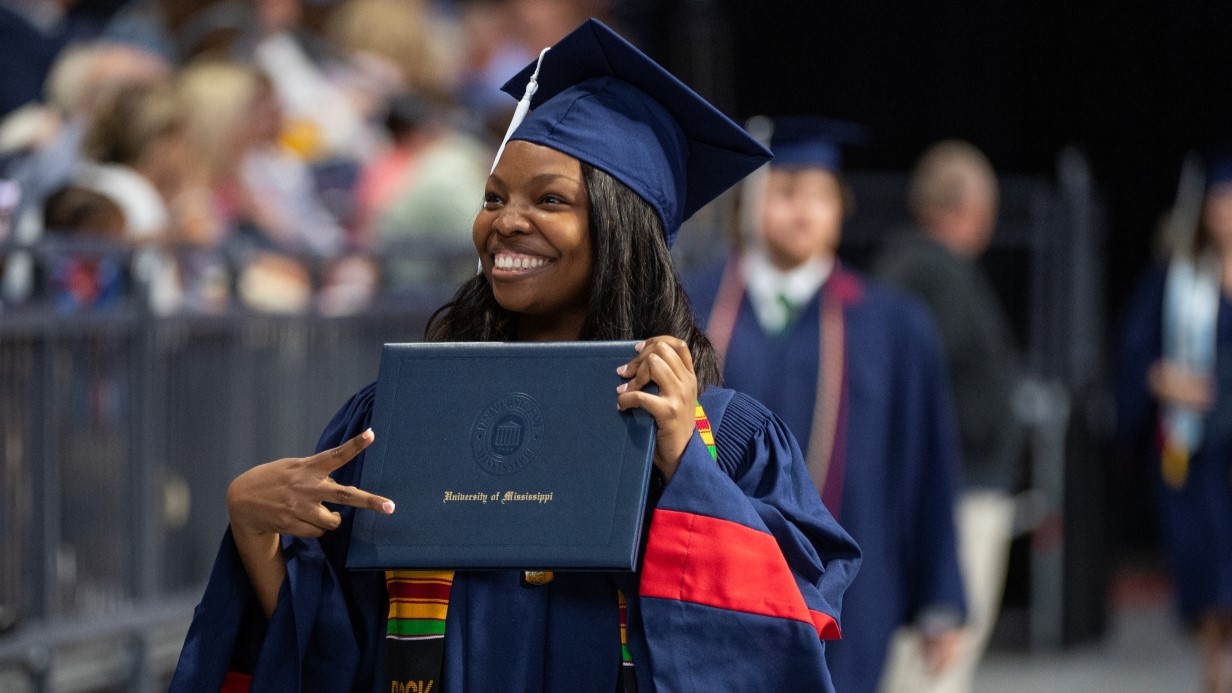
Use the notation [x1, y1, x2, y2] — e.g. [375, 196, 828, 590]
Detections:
[170, 19, 860, 693]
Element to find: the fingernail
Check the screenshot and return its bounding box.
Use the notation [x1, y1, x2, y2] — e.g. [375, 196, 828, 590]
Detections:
[616, 364, 626, 375]
[616, 383, 627, 393]
[363, 428, 374, 441]
[382, 501, 395, 514]
[635, 341, 646, 351]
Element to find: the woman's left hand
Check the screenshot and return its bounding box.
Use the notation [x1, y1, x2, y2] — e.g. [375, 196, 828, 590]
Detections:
[616, 336, 699, 483]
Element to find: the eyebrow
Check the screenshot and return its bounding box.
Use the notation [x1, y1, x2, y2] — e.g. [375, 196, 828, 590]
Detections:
[529, 173, 581, 186]
[487, 172, 583, 187]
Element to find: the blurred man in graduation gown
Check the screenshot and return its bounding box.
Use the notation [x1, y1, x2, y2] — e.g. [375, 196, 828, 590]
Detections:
[686, 116, 965, 693]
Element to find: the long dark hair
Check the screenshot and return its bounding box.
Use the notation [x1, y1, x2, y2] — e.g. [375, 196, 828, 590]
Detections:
[425, 162, 721, 389]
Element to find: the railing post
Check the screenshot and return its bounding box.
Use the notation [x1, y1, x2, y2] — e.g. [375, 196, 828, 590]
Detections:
[26, 644, 51, 693]
[34, 324, 60, 621]
[1016, 378, 1071, 651]
[130, 314, 160, 692]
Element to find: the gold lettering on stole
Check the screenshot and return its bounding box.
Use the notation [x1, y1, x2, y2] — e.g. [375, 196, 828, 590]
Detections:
[391, 681, 435, 693]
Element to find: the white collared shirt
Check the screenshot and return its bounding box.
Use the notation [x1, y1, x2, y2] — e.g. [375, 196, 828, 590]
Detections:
[742, 251, 833, 334]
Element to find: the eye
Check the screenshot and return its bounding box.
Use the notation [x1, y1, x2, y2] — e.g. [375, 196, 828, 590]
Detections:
[540, 194, 566, 206]
[483, 191, 503, 208]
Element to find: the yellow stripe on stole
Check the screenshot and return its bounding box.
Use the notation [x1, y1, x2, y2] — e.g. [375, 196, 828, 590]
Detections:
[388, 600, 450, 621]
[387, 570, 455, 583]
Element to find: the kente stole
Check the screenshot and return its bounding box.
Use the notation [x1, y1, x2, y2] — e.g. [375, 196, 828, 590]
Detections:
[383, 404, 720, 692]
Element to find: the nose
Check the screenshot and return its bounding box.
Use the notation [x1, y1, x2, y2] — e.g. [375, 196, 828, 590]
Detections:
[491, 203, 531, 236]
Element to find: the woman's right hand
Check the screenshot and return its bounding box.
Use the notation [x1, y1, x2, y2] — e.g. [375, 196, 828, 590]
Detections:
[227, 428, 395, 540]
[1148, 360, 1215, 411]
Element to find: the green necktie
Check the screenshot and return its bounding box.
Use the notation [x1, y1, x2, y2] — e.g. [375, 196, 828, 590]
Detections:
[777, 292, 800, 333]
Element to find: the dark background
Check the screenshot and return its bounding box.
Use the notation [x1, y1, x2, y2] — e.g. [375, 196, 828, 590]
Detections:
[629, 0, 1232, 321]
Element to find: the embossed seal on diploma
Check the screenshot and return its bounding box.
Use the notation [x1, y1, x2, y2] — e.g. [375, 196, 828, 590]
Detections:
[471, 393, 545, 475]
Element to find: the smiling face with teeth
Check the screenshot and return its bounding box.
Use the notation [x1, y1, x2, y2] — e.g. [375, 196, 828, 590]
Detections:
[474, 140, 594, 341]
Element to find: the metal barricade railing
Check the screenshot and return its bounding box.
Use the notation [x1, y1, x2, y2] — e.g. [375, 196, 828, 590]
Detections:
[0, 303, 441, 692]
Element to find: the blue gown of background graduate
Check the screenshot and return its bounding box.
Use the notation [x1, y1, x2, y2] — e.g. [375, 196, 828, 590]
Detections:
[688, 261, 966, 693]
[170, 384, 860, 691]
[1117, 265, 1232, 624]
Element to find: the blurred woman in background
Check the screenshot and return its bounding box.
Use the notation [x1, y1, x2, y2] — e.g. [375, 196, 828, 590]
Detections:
[1118, 156, 1232, 692]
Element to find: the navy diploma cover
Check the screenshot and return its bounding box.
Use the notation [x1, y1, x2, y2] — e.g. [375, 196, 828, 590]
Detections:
[347, 341, 657, 571]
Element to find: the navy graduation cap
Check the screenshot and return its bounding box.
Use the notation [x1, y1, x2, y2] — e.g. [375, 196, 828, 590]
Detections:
[496, 19, 772, 247]
[764, 116, 868, 173]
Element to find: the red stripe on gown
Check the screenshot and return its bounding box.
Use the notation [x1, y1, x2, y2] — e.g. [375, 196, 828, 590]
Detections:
[640, 508, 841, 639]
[220, 671, 252, 693]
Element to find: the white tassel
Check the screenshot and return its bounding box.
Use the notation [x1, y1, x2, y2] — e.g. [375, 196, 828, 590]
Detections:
[480, 47, 551, 272]
[490, 47, 551, 174]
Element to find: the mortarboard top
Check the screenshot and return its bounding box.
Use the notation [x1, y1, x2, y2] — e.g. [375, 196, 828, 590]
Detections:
[764, 116, 868, 174]
[499, 19, 771, 247]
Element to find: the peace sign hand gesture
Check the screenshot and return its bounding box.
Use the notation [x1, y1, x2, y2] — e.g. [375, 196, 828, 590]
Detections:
[226, 428, 395, 540]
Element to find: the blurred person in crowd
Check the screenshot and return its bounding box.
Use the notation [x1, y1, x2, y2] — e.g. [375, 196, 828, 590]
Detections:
[177, 59, 336, 313]
[455, 0, 534, 129]
[41, 185, 127, 311]
[355, 91, 489, 291]
[106, 0, 378, 162]
[686, 116, 966, 693]
[74, 79, 206, 313]
[103, 0, 229, 63]
[176, 60, 318, 251]
[455, 0, 608, 139]
[248, 0, 375, 162]
[48, 40, 171, 120]
[322, 0, 466, 231]
[874, 140, 1025, 693]
[236, 65, 381, 317]
[1117, 154, 1232, 693]
[76, 80, 190, 241]
[242, 67, 348, 259]
[0, 40, 170, 246]
[324, 0, 459, 108]
[0, 0, 101, 117]
[43, 184, 124, 238]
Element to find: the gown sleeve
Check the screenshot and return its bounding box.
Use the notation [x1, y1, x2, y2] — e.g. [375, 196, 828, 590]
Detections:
[169, 383, 385, 692]
[635, 389, 861, 692]
[895, 299, 967, 628]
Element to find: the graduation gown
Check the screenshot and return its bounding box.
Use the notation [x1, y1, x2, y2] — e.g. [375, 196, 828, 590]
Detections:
[687, 259, 966, 693]
[170, 383, 860, 692]
[1116, 266, 1232, 624]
